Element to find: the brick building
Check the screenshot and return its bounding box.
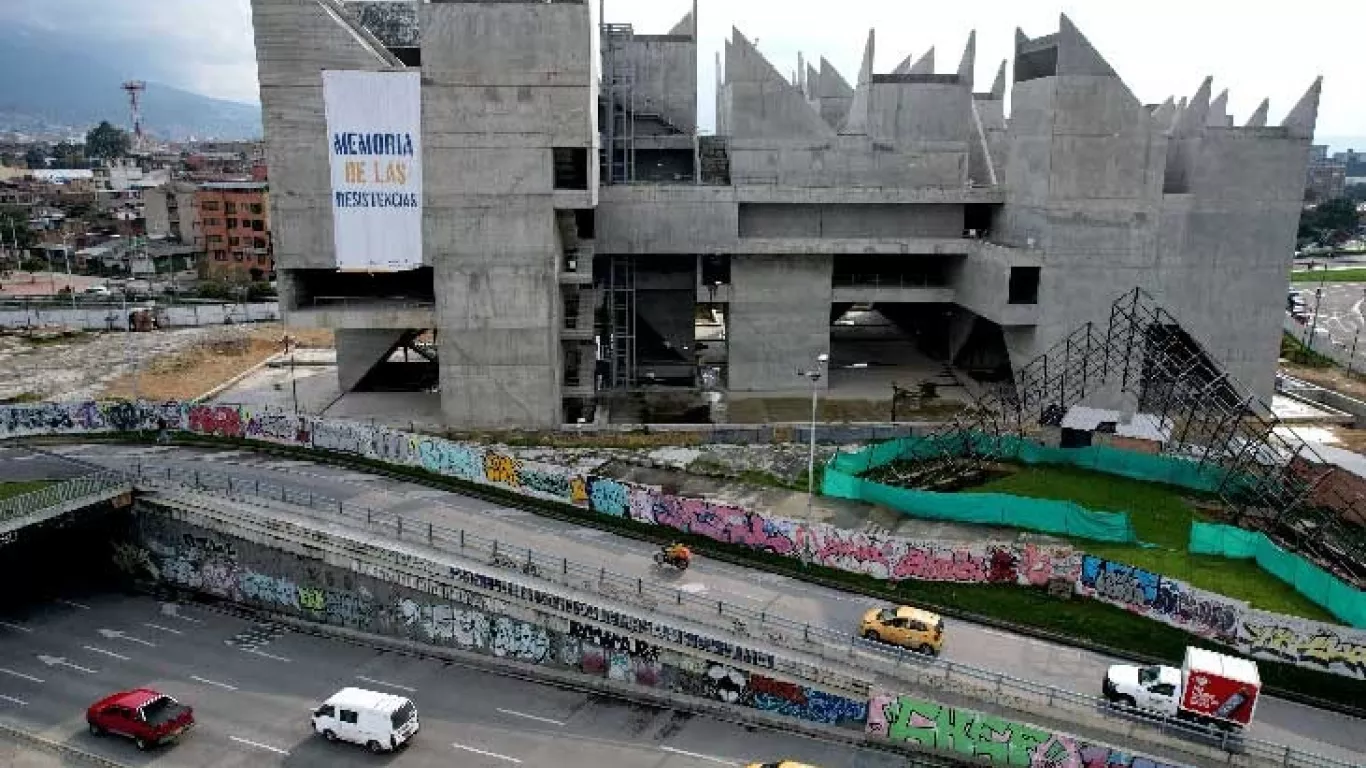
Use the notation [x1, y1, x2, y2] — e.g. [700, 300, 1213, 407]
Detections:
[194, 181, 272, 281]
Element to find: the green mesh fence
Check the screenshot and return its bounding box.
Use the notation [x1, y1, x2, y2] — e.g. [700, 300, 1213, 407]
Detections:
[824, 431, 1256, 545]
[1189, 522, 1366, 628]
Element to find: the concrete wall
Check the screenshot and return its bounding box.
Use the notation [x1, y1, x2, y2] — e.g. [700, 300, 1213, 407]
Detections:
[728, 254, 833, 391]
[596, 186, 737, 254]
[420, 1, 596, 428]
[251, 0, 394, 270]
[336, 328, 406, 391]
[729, 138, 969, 188]
[867, 83, 972, 146]
[738, 204, 963, 239]
[0, 302, 281, 331]
[621, 36, 697, 134]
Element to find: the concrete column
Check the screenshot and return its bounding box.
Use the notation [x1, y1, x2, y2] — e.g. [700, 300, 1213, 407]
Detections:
[336, 329, 407, 392]
[727, 254, 832, 392]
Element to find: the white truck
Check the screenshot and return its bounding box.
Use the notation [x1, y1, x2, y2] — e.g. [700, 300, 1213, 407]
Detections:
[1103, 647, 1261, 731]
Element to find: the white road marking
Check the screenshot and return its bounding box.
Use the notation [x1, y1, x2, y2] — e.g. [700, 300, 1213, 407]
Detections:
[97, 628, 155, 647]
[0, 695, 27, 706]
[159, 603, 204, 623]
[355, 675, 416, 693]
[190, 675, 237, 691]
[452, 743, 522, 763]
[659, 745, 739, 765]
[36, 655, 96, 674]
[0, 669, 43, 684]
[143, 623, 183, 635]
[245, 648, 291, 663]
[495, 708, 565, 726]
[230, 736, 290, 755]
[57, 600, 91, 610]
[82, 646, 130, 661]
[0, 621, 31, 633]
[678, 583, 708, 594]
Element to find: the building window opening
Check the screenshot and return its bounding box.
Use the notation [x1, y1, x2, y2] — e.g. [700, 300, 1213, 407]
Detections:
[553, 148, 589, 191]
[1008, 266, 1040, 304]
[701, 254, 730, 287]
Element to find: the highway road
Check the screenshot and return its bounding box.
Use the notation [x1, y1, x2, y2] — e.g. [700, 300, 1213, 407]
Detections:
[12, 443, 1366, 764]
[0, 592, 902, 768]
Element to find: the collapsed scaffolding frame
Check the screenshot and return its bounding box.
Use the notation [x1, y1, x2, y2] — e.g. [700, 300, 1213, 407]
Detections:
[882, 288, 1366, 583]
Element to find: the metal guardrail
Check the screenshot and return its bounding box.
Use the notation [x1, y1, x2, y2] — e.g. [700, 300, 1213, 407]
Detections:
[130, 463, 1359, 768]
[0, 471, 131, 526]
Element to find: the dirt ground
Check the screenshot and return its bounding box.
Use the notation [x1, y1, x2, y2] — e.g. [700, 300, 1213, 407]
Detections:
[100, 325, 333, 401]
[1281, 359, 1366, 400]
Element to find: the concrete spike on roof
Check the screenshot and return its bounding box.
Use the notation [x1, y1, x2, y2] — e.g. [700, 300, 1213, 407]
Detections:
[806, 63, 820, 97]
[818, 56, 854, 98]
[1015, 28, 1029, 49]
[1281, 77, 1322, 139]
[798, 52, 806, 94]
[892, 54, 914, 76]
[668, 10, 694, 37]
[716, 50, 723, 88]
[957, 31, 976, 88]
[1150, 97, 1177, 132]
[727, 28, 834, 137]
[1245, 98, 1269, 128]
[908, 47, 935, 75]
[1057, 13, 1117, 77]
[1175, 77, 1213, 137]
[1207, 89, 1229, 127]
[988, 60, 1006, 98]
[727, 28, 769, 83]
[841, 29, 875, 134]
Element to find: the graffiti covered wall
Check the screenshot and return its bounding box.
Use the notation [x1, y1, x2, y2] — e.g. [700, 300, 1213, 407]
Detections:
[866, 693, 1184, 768]
[3, 398, 1363, 682]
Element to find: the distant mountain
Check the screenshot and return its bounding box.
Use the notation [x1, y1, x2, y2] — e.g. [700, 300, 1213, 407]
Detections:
[0, 24, 260, 141]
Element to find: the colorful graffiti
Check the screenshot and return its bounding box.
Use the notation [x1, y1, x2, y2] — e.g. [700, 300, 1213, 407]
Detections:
[8, 398, 1362, 682]
[741, 674, 868, 726]
[1077, 556, 1244, 643]
[867, 694, 1182, 768]
[1238, 611, 1366, 679]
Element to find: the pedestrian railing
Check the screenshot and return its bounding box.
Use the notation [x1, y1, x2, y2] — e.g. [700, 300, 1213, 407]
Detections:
[0, 471, 132, 527]
[131, 463, 1359, 768]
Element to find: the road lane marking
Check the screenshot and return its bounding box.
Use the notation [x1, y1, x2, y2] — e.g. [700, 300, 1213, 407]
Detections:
[143, 623, 183, 635]
[159, 604, 204, 624]
[452, 743, 522, 763]
[495, 708, 565, 726]
[57, 600, 91, 610]
[82, 646, 130, 661]
[0, 669, 43, 684]
[191, 676, 237, 691]
[0, 695, 27, 706]
[245, 648, 291, 663]
[0, 621, 31, 633]
[356, 675, 416, 693]
[659, 746, 739, 765]
[97, 628, 155, 647]
[230, 736, 290, 755]
[36, 656, 96, 674]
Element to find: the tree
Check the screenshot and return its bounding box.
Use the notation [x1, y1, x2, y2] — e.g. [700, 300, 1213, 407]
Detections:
[52, 141, 85, 168]
[85, 121, 130, 161]
[23, 146, 46, 169]
[1298, 197, 1362, 246]
[0, 207, 37, 251]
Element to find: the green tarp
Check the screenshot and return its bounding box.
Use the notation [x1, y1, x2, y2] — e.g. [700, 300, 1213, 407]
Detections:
[1189, 522, 1366, 628]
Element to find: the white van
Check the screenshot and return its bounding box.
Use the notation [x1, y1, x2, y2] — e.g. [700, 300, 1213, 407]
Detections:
[311, 687, 419, 753]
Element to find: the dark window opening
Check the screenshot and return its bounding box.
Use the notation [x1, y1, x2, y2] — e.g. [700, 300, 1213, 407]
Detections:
[553, 147, 589, 191]
[1015, 46, 1058, 82]
[574, 209, 595, 240]
[964, 204, 995, 238]
[1008, 266, 1040, 304]
[287, 267, 434, 309]
[389, 47, 421, 67]
[700, 254, 730, 287]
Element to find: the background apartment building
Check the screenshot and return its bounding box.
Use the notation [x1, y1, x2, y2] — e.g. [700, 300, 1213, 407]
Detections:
[252, 0, 1318, 428]
[193, 181, 272, 281]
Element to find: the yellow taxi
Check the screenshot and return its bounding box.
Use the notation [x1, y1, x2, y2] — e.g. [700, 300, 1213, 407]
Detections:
[745, 762, 821, 768]
[859, 605, 944, 656]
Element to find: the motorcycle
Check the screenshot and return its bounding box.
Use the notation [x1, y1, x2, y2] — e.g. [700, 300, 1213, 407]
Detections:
[653, 550, 690, 572]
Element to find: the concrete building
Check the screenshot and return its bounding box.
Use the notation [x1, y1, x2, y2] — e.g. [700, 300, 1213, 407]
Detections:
[251, 1, 1319, 428]
[1307, 160, 1348, 201]
[143, 182, 199, 242]
[193, 181, 272, 282]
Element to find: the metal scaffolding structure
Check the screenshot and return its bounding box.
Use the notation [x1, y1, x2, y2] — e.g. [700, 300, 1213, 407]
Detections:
[882, 287, 1366, 583]
[606, 254, 637, 389]
[601, 23, 636, 185]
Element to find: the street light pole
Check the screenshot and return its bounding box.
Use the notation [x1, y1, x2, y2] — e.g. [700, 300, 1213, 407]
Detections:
[799, 352, 829, 510]
[1307, 287, 1325, 351]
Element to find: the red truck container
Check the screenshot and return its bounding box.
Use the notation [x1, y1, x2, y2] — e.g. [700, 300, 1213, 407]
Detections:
[87, 688, 195, 750]
[1180, 647, 1261, 728]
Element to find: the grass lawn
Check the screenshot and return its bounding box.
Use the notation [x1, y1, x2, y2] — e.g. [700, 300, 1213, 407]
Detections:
[0, 481, 51, 502]
[1290, 268, 1366, 283]
[972, 465, 1336, 622]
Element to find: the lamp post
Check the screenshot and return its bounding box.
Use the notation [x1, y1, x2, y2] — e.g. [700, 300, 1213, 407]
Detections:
[61, 233, 76, 311]
[799, 352, 829, 510]
[1306, 287, 1325, 351]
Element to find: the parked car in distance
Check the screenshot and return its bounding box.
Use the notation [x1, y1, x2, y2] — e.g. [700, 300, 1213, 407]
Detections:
[82, 285, 111, 296]
[859, 605, 945, 655]
[312, 687, 419, 753]
[86, 689, 195, 751]
[746, 762, 821, 768]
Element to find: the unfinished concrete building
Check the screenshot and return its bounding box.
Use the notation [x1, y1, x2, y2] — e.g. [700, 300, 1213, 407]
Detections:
[252, 0, 1320, 428]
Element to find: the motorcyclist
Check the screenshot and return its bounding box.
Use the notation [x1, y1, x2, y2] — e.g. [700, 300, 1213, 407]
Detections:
[663, 542, 692, 567]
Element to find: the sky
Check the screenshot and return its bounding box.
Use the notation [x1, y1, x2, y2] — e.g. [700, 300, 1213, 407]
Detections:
[5, 0, 1363, 151]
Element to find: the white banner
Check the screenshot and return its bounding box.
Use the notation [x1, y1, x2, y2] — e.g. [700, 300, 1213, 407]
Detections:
[321, 70, 423, 271]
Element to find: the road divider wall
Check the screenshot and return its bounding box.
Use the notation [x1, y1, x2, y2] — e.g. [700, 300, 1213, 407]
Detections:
[121, 495, 1195, 768]
[2, 398, 1363, 684]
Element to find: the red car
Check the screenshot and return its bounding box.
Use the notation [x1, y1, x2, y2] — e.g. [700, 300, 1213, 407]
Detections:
[86, 689, 195, 750]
